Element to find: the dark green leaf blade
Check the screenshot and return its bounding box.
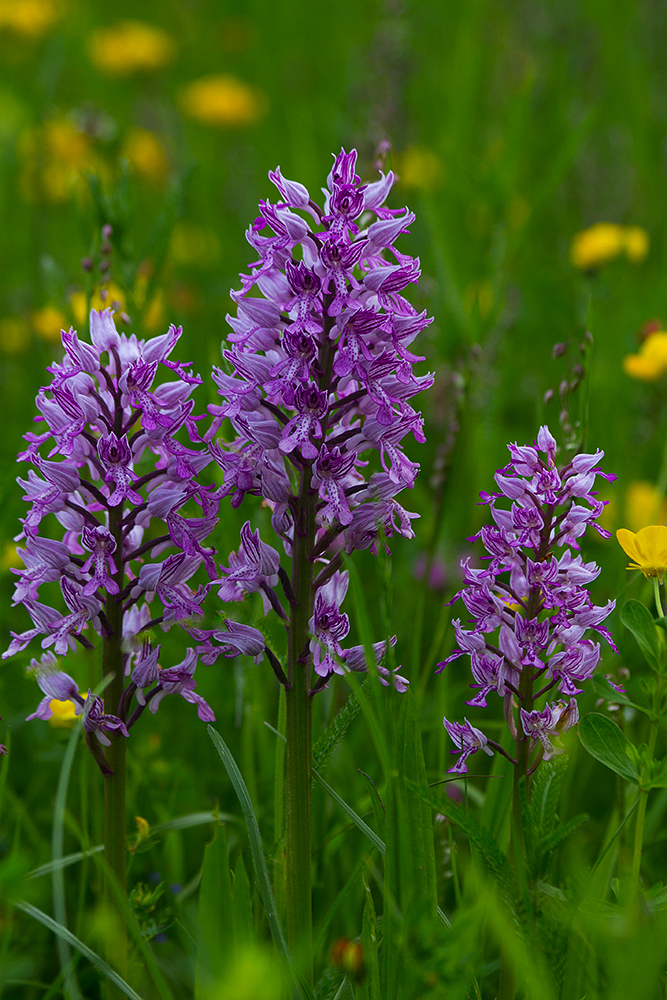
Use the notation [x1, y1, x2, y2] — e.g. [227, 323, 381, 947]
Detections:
[620, 600, 662, 671]
[579, 713, 639, 782]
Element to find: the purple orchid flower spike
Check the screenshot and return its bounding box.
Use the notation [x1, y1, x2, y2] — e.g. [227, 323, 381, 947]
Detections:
[439, 425, 616, 776]
[5, 304, 273, 780]
[210, 148, 433, 695]
[201, 148, 435, 968]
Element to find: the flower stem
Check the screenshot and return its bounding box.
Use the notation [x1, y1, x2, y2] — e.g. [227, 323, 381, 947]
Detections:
[653, 576, 665, 619]
[102, 505, 127, 1000]
[630, 785, 649, 897]
[285, 471, 316, 982]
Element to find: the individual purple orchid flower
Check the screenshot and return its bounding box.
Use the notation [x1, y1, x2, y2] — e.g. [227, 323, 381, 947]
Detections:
[440, 425, 616, 776]
[82, 692, 129, 746]
[443, 718, 495, 775]
[25, 651, 84, 721]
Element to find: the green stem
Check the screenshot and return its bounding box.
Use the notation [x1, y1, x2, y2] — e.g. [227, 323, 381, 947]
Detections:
[653, 577, 665, 619]
[630, 787, 648, 896]
[102, 505, 127, 1000]
[285, 471, 316, 982]
[631, 701, 660, 899]
[501, 541, 547, 1000]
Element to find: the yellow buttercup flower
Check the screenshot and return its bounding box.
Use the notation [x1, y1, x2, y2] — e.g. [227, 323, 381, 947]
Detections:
[623, 330, 667, 382]
[570, 222, 650, 270]
[0, 0, 59, 38]
[570, 223, 624, 269]
[179, 74, 266, 127]
[122, 128, 169, 184]
[88, 21, 175, 76]
[616, 525, 667, 582]
[625, 482, 667, 533]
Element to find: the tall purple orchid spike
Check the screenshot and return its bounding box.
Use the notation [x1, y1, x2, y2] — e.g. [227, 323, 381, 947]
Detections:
[4, 304, 268, 986]
[439, 425, 617, 777]
[5, 308, 265, 764]
[206, 148, 434, 973]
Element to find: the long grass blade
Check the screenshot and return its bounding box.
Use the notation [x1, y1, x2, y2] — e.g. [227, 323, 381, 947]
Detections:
[51, 721, 84, 1000]
[13, 901, 144, 1000]
[207, 725, 315, 1000]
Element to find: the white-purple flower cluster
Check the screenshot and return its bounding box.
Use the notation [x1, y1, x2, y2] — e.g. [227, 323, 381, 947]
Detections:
[4, 310, 265, 765]
[440, 425, 618, 775]
[209, 148, 432, 689]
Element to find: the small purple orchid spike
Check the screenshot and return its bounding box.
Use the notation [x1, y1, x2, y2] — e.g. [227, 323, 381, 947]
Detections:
[439, 426, 616, 775]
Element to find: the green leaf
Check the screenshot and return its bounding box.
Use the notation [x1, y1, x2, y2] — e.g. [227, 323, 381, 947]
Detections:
[621, 600, 663, 671]
[195, 825, 235, 998]
[537, 813, 588, 855]
[13, 901, 144, 1000]
[207, 726, 314, 1000]
[579, 713, 639, 782]
[590, 674, 645, 711]
[646, 756, 667, 789]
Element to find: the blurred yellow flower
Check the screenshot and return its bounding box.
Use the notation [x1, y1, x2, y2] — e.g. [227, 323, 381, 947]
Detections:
[625, 482, 667, 533]
[570, 222, 650, 269]
[122, 128, 169, 184]
[48, 698, 79, 729]
[623, 330, 667, 381]
[179, 74, 266, 127]
[0, 0, 59, 38]
[624, 226, 649, 263]
[617, 524, 667, 582]
[88, 21, 175, 76]
[0, 317, 29, 353]
[32, 305, 66, 342]
[0, 542, 22, 571]
[18, 119, 97, 203]
[169, 222, 220, 267]
[70, 285, 127, 327]
[143, 288, 165, 331]
[396, 146, 444, 192]
[134, 816, 150, 840]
